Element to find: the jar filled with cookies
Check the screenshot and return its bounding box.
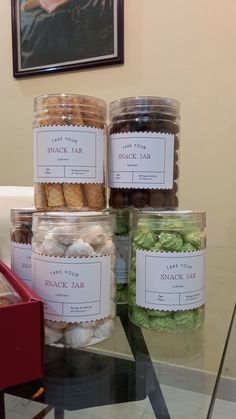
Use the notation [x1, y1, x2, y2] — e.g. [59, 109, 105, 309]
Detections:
[114, 209, 129, 303]
[33, 94, 107, 211]
[108, 96, 180, 209]
[129, 209, 206, 331]
[10, 208, 35, 288]
[32, 211, 116, 348]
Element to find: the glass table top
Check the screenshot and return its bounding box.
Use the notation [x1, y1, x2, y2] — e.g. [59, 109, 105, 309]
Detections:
[207, 303, 236, 419]
[1, 246, 236, 419]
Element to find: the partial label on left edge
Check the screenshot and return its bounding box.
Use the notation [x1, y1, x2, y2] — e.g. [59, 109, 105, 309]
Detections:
[11, 242, 32, 288]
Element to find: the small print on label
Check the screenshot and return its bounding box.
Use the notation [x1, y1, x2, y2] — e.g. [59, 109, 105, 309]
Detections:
[33, 125, 104, 183]
[109, 132, 174, 189]
[136, 249, 205, 311]
[32, 253, 111, 323]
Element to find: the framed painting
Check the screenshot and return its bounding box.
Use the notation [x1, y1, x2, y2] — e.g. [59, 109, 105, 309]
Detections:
[11, 0, 124, 77]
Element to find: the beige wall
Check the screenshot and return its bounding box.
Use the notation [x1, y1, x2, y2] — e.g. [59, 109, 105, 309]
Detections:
[1, 0, 236, 247]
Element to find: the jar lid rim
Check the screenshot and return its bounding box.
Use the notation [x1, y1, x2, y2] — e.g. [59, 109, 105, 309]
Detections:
[33, 211, 116, 221]
[34, 93, 107, 110]
[11, 208, 36, 215]
[130, 209, 205, 215]
[110, 96, 180, 109]
[130, 209, 206, 226]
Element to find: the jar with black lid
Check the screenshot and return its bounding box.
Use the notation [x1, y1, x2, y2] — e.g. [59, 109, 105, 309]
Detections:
[108, 96, 180, 209]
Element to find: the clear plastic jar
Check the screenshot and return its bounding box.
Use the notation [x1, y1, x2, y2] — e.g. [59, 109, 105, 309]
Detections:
[33, 94, 107, 211]
[10, 208, 35, 288]
[32, 211, 116, 348]
[108, 96, 180, 209]
[129, 210, 206, 331]
[115, 209, 129, 303]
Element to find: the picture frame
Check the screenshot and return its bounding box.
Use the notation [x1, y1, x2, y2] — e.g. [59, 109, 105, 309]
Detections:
[11, 0, 124, 78]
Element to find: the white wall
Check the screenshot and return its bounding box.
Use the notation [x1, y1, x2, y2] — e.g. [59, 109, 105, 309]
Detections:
[1, 0, 236, 247]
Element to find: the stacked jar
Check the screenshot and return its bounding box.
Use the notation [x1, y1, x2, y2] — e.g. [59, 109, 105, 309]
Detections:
[108, 97, 180, 303]
[10, 208, 35, 288]
[33, 94, 107, 211]
[129, 210, 206, 331]
[31, 94, 117, 348]
[114, 209, 129, 303]
[32, 212, 116, 348]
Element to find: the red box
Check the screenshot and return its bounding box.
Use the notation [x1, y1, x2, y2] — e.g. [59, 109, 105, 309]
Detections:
[0, 260, 44, 389]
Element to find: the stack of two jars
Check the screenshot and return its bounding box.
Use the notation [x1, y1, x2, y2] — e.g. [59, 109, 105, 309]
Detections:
[108, 97, 206, 332]
[31, 94, 206, 348]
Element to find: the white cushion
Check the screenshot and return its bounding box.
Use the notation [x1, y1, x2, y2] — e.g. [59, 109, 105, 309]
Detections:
[0, 186, 34, 266]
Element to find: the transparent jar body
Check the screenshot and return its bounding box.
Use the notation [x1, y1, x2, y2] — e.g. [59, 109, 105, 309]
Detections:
[32, 211, 116, 348]
[10, 208, 35, 288]
[115, 209, 129, 304]
[129, 210, 206, 331]
[33, 94, 107, 211]
[108, 96, 180, 210]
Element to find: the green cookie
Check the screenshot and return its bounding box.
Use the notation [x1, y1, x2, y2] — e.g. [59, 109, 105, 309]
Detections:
[173, 310, 195, 329]
[149, 315, 177, 331]
[146, 308, 171, 317]
[130, 307, 149, 327]
[181, 242, 196, 252]
[159, 232, 183, 252]
[184, 230, 205, 250]
[133, 227, 156, 250]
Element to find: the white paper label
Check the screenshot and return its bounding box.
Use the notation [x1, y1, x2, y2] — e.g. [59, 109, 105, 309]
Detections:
[33, 125, 104, 183]
[32, 253, 111, 323]
[11, 242, 32, 288]
[116, 236, 129, 284]
[109, 132, 174, 189]
[136, 250, 205, 311]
